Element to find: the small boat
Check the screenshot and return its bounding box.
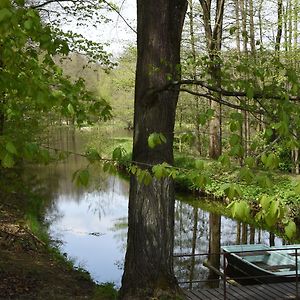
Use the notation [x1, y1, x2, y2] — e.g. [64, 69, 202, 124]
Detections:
[222, 244, 300, 284]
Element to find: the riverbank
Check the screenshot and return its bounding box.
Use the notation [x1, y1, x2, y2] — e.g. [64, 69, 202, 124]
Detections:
[0, 169, 117, 299]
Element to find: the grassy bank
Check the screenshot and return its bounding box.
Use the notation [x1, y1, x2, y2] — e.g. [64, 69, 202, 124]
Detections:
[0, 168, 118, 300]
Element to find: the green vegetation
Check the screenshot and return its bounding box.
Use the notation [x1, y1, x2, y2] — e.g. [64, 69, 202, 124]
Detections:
[1, 0, 300, 298]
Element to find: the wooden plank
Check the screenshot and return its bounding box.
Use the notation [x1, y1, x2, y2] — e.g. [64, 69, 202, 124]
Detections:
[229, 285, 263, 300]
[252, 283, 286, 299]
[183, 290, 198, 300]
[276, 282, 297, 296]
[203, 287, 225, 299]
[191, 289, 219, 300]
[183, 282, 300, 300]
[225, 286, 252, 300]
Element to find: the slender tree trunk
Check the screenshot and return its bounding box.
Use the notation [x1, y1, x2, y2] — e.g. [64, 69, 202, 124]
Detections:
[234, 0, 241, 53]
[241, 224, 248, 244]
[293, 0, 298, 51]
[189, 207, 198, 289]
[288, 0, 293, 51]
[119, 1, 187, 299]
[249, 0, 256, 56]
[188, 0, 202, 155]
[240, 0, 248, 54]
[207, 213, 221, 288]
[258, 0, 264, 48]
[236, 222, 241, 244]
[275, 0, 283, 53]
[269, 232, 275, 247]
[200, 0, 225, 159]
[284, 4, 288, 52]
[249, 226, 255, 244]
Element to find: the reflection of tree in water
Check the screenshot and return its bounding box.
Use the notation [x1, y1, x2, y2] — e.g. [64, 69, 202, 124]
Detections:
[173, 199, 284, 289]
[86, 176, 129, 221]
[110, 217, 128, 251]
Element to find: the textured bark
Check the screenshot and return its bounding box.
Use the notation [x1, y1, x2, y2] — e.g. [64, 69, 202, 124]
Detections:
[119, 1, 187, 299]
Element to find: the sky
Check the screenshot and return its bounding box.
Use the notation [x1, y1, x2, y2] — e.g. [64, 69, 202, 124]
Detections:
[60, 0, 137, 57]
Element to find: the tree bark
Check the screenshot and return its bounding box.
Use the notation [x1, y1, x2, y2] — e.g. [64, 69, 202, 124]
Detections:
[119, 1, 187, 299]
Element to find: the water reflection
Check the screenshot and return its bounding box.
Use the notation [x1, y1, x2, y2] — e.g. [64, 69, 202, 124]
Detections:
[39, 162, 285, 287]
[28, 128, 286, 287]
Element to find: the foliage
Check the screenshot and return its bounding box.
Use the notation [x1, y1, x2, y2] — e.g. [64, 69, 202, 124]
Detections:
[0, 0, 112, 168]
[93, 282, 118, 300]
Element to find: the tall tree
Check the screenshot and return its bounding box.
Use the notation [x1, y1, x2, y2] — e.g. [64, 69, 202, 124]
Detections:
[199, 0, 225, 159]
[119, 1, 187, 299]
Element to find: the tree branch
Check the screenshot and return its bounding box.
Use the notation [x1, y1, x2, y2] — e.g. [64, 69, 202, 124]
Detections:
[176, 79, 300, 101]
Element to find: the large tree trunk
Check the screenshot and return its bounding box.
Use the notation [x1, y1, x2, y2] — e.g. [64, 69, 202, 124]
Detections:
[119, 1, 187, 299]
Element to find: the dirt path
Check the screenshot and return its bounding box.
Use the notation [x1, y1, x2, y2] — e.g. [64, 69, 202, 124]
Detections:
[0, 203, 99, 299]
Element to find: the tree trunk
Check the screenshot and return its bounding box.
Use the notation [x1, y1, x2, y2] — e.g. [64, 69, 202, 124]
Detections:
[0, 55, 5, 136]
[188, 0, 202, 155]
[249, 0, 256, 56]
[275, 0, 283, 53]
[119, 1, 187, 299]
[207, 213, 221, 288]
[200, 0, 225, 159]
[189, 207, 198, 289]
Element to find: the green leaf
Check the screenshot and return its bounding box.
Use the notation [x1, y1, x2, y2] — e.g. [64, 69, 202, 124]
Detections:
[295, 182, 300, 194]
[136, 169, 152, 185]
[218, 154, 231, 167]
[260, 195, 272, 211]
[103, 162, 116, 174]
[24, 19, 33, 30]
[2, 153, 14, 168]
[195, 160, 204, 170]
[224, 184, 242, 200]
[244, 156, 255, 168]
[74, 169, 90, 187]
[86, 148, 101, 163]
[5, 141, 17, 155]
[285, 221, 296, 239]
[112, 146, 126, 161]
[231, 201, 250, 220]
[147, 132, 167, 149]
[67, 103, 75, 115]
[152, 164, 169, 180]
[15, 0, 25, 6]
[148, 133, 155, 149]
[239, 167, 254, 183]
[246, 85, 254, 99]
[0, 8, 12, 23]
[229, 134, 240, 146]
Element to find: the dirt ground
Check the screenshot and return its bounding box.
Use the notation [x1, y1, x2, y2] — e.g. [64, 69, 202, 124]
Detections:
[0, 185, 99, 299]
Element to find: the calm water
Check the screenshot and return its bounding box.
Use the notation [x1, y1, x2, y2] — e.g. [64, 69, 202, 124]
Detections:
[39, 160, 283, 287]
[33, 128, 284, 287]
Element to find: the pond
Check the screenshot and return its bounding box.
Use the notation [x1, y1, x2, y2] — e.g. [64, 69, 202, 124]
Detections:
[32, 128, 285, 288]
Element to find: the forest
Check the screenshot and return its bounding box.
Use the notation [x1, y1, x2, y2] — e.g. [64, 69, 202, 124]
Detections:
[0, 0, 300, 299]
